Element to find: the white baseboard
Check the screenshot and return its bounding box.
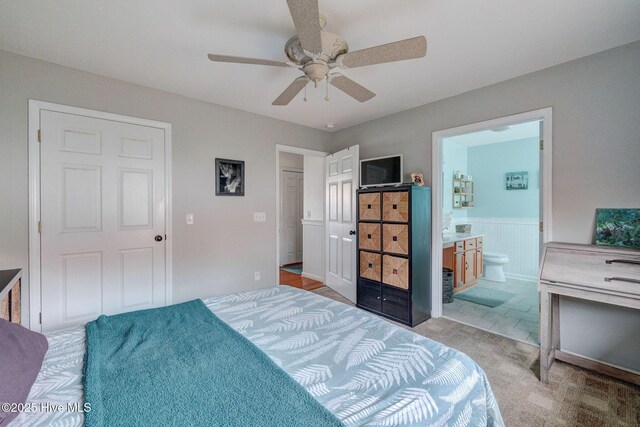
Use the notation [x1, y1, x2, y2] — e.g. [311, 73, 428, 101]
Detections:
[301, 272, 323, 283]
[504, 272, 537, 282]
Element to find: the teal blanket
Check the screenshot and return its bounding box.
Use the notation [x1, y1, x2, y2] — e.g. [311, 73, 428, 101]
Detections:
[84, 300, 343, 427]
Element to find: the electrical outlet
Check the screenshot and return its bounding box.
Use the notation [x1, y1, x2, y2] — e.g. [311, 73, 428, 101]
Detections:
[253, 212, 266, 223]
[254, 271, 261, 281]
[186, 214, 194, 225]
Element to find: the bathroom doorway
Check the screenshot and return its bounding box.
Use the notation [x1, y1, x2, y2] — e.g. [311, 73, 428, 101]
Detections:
[431, 109, 553, 345]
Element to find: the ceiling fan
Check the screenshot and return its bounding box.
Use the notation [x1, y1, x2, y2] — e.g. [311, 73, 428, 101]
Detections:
[207, 0, 427, 106]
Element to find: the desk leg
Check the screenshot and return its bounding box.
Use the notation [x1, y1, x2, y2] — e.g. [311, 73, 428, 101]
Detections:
[551, 293, 560, 351]
[539, 290, 551, 383]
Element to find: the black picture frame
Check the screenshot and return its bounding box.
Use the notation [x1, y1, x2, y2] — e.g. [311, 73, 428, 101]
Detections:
[215, 158, 245, 196]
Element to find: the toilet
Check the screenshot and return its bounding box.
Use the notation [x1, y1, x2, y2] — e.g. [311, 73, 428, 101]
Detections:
[483, 252, 509, 282]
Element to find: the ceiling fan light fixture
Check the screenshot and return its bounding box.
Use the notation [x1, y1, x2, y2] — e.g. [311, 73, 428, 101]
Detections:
[207, 0, 427, 106]
[303, 61, 329, 87]
[325, 123, 335, 129]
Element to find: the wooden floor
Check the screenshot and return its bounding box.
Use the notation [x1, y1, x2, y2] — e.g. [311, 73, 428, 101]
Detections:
[279, 267, 324, 291]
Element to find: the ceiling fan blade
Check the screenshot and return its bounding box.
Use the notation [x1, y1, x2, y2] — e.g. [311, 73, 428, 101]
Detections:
[330, 74, 376, 102]
[286, 0, 323, 55]
[272, 77, 309, 106]
[340, 36, 427, 69]
[207, 54, 288, 67]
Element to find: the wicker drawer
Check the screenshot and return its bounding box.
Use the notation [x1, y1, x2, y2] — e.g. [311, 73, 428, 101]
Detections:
[359, 223, 381, 251]
[382, 191, 409, 222]
[382, 255, 409, 289]
[360, 251, 382, 282]
[359, 193, 381, 221]
[540, 248, 640, 296]
[464, 238, 476, 250]
[382, 224, 409, 255]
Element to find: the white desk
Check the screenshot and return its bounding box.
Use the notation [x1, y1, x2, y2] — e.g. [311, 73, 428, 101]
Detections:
[538, 242, 640, 385]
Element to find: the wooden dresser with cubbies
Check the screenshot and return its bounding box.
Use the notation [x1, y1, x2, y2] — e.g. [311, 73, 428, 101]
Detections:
[356, 184, 431, 326]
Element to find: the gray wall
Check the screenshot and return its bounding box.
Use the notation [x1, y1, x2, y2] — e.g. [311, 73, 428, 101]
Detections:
[330, 42, 640, 371]
[279, 152, 304, 170]
[0, 50, 332, 325]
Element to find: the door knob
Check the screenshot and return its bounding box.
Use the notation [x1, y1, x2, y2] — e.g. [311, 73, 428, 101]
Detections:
[349, 230, 356, 235]
[155, 235, 163, 242]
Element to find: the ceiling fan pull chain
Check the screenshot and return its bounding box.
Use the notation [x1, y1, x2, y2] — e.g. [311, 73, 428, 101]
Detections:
[304, 84, 308, 102]
[325, 76, 330, 101]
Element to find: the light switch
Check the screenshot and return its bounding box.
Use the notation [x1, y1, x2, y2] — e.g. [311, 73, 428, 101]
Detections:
[186, 214, 194, 225]
[253, 212, 266, 222]
[307, 211, 312, 218]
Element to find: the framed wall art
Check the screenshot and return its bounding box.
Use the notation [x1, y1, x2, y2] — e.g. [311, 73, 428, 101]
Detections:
[505, 171, 528, 190]
[215, 158, 245, 196]
[595, 208, 640, 249]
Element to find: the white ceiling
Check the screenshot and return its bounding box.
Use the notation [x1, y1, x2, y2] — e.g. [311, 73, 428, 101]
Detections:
[446, 121, 540, 147]
[1, 1, 639, 131]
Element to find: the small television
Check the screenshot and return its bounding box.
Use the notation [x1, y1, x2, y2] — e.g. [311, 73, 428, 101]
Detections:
[360, 155, 403, 187]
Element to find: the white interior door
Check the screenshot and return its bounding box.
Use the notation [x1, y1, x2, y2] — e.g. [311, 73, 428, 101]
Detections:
[325, 145, 359, 302]
[280, 170, 304, 266]
[40, 110, 166, 332]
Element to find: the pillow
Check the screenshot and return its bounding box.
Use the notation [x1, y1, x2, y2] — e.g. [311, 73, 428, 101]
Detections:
[0, 318, 48, 426]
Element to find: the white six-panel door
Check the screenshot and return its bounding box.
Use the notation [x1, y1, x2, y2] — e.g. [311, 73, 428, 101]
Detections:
[40, 110, 167, 331]
[280, 170, 304, 266]
[325, 145, 359, 302]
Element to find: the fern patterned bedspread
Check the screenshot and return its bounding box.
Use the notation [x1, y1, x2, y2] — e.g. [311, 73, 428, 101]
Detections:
[14, 286, 503, 426]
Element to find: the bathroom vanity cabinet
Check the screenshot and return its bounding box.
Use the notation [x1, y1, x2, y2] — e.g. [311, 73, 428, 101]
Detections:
[443, 236, 483, 292]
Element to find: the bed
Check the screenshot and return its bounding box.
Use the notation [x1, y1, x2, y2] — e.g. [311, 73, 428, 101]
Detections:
[13, 286, 503, 426]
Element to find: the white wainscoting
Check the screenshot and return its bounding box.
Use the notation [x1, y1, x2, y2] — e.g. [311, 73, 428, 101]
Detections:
[466, 218, 539, 281]
[302, 220, 324, 282]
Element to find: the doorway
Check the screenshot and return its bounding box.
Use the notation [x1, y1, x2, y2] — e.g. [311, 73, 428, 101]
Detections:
[431, 108, 552, 344]
[279, 152, 304, 270]
[275, 145, 327, 291]
[28, 101, 172, 332]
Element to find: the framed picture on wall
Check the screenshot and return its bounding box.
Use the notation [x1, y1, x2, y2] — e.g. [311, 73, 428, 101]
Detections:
[505, 171, 528, 190]
[215, 158, 245, 196]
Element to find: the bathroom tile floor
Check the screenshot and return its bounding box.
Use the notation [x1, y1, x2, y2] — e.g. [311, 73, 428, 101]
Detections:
[443, 277, 539, 345]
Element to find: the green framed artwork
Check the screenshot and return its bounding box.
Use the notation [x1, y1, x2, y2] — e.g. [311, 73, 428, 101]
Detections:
[505, 171, 528, 190]
[595, 208, 640, 249]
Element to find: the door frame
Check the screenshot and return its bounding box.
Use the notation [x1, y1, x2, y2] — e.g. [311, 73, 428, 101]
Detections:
[430, 107, 553, 318]
[28, 100, 173, 331]
[274, 144, 327, 285]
